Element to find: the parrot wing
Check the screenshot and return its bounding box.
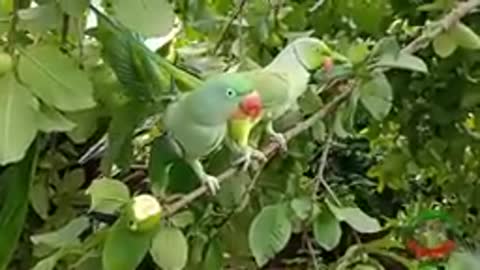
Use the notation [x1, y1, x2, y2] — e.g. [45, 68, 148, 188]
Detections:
[244, 69, 292, 120]
[164, 100, 225, 160]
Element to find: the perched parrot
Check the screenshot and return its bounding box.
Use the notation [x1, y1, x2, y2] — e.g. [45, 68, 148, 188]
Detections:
[162, 72, 262, 194]
[227, 37, 349, 168]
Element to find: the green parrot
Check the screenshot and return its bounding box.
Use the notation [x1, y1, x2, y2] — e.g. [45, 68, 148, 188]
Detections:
[162, 72, 262, 194]
[227, 37, 349, 168]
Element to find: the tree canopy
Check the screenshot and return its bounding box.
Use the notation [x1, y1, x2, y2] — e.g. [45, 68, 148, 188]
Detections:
[1, 0, 480, 270]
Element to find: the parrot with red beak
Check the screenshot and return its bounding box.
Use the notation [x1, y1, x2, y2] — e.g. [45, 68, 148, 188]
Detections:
[163, 72, 262, 194]
[227, 37, 349, 169]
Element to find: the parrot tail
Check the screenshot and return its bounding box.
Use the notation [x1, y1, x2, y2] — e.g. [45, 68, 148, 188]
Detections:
[148, 132, 184, 195]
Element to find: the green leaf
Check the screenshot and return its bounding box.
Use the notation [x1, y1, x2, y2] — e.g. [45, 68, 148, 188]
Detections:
[30, 217, 90, 249]
[216, 172, 250, 210]
[326, 201, 382, 233]
[248, 204, 292, 267]
[103, 100, 151, 173]
[110, 0, 175, 37]
[448, 22, 480, 50]
[170, 211, 195, 229]
[59, 0, 89, 17]
[17, 2, 62, 33]
[0, 73, 39, 165]
[313, 208, 342, 251]
[359, 72, 393, 121]
[18, 44, 96, 111]
[376, 52, 428, 73]
[103, 216, 153, 270]
[65, 108, 101, 144]
[29, 172, 50, 220]
[31, 252, 61, 270]
[202, 238, 223, 270]
[59, 168, 86, 193]
[37, 104, 76, 133]
[85, 178, 130, 214]
[347, 42, 370, 64]
[0, 141, 38, 270]
[311, 120, 327, 142]
[290, 197, 313, 220]
[371, 37, 401, 58]
[432, 32, 458, 58]
[150, 226, 189, 270]
[333, 103, 351, 138]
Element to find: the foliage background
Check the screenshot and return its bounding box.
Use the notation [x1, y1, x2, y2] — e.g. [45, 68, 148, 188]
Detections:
[1, 0, 480, 269]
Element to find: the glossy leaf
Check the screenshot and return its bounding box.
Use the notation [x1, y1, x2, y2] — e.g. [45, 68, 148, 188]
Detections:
[327, 201, 382, 233]
[150, 226, 189, 270]
[290, 197, 313, 220]
[85, 178, 130, 214]
[30, 217, 90, 249]
[449, 22, 480, 50]
[109, 0, 175, 37]
[0, 73, 39, 165]
[17, 2, 62, 33]
[18, 44, 96, 111]
[248, 204, 292, 267]
[65, 108, 101, 144]
[202, 238, 223, 270]
[0, 141, 38, 270]
[102, 216, 153, 270]
[37, 104, 76, 133]
[376, 52, 428, 73]
[433, 33, 458, 58]
[359, 72, 393, 121]
[313, 208, 342, 251]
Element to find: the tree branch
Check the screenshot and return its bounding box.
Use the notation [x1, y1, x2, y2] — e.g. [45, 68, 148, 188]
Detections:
[402, 0, 480, 54]
[213, 0, 248, 53]
[163, 0, 480, 218]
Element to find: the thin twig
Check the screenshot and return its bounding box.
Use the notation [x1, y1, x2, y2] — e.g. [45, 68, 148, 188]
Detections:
[314, 131, 341, 206]
[304, 232, 320, 270]
[162, 0, 480, 218]
[213, 0, 248, 53]
[211, 166, 265, 233]
[402, 0, 480, 54]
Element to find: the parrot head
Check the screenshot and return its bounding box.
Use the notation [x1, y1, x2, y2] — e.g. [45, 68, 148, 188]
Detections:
[187, 73, 262, 124]
[291, 37, 349, 71]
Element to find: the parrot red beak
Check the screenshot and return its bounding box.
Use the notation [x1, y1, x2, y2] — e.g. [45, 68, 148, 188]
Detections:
[235, 90, 262, 119]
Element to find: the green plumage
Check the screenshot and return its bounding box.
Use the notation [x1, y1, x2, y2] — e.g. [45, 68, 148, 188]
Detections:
[161, 73, 256, 193]
[226, 37, 347, 167]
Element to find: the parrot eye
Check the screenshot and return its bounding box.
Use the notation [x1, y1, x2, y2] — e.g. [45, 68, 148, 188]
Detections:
[225, 88, 236, 98]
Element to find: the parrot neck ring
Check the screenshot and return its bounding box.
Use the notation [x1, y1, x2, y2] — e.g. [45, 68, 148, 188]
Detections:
[293, 44, 313, 71]
[234, 90, 262, 119]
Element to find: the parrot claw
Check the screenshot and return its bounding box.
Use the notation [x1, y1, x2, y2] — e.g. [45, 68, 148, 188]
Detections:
[235, 147, 267, 171]
[266, 122, 288, 152]
[271, 132, 288, 152]
[201, 174, 220, 195]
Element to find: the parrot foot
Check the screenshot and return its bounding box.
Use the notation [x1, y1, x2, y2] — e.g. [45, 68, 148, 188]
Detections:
[201, 174, 221, 195]
[266, 122, 288, 152]
[235, 147, 268, 171]
[270, 132, 288, 152]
